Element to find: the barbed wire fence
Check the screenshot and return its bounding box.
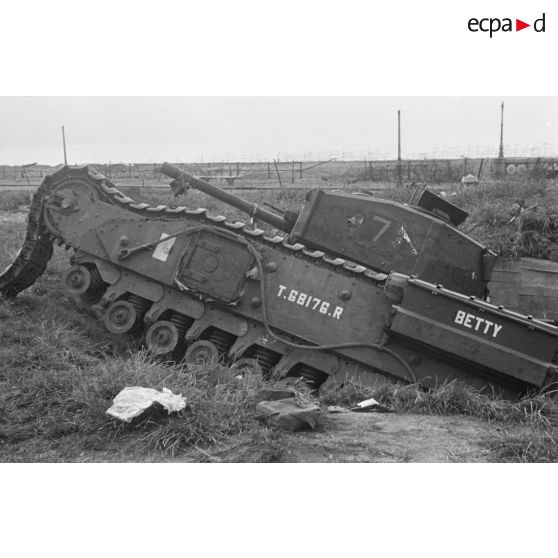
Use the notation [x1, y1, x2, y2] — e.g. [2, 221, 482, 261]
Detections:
[1, 144, 556, 189]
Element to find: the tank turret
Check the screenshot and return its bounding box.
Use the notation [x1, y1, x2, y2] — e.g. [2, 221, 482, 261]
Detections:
[160, 163, 496, 298]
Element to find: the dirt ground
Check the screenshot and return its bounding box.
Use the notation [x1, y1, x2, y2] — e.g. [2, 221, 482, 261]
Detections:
[204, 411, 502, 463]
[279, 412, 498, 463]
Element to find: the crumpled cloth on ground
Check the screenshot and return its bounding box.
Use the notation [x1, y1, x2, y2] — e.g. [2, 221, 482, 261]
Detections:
[106, 386, 186, 422]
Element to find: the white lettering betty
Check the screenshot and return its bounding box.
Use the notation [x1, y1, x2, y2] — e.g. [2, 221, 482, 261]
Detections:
[454, 310, 503, 338]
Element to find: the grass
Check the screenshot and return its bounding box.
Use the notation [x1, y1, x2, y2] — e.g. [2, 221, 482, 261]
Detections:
[0, 291, 296, 461]
[484, 428, 558, 463]
[320, 379, 558, 427]
[1, 350, 272, 453]
[452, 177, 558, 259]
[321, 378, 558, 462]
[0, 190, 31, 211]
[0, 285, 297, 461]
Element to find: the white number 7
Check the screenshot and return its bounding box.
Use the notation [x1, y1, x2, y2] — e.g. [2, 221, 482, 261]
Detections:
[371, 216, 391, 242]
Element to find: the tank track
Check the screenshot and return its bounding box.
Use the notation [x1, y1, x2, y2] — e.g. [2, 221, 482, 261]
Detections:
[96, 177, 387, 285]
[0, 165, 388, 301]
[0, 175, 55, 298]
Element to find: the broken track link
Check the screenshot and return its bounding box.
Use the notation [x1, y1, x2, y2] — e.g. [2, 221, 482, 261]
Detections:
[0, 176, 56, 299]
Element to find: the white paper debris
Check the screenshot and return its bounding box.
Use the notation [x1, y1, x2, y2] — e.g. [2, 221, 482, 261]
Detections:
[355, 397, 380, 408]
[351, 397, 390, 413]
[152, 233, 176, 262]
[106, 386, 186, 422]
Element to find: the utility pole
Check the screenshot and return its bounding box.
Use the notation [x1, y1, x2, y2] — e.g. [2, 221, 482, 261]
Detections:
[397, 110, 402, 186]
[62, 125, 68, 165]
[504, 102, 508, 159]
[397, 110, 402, 162]
[495, 101, 505, 178]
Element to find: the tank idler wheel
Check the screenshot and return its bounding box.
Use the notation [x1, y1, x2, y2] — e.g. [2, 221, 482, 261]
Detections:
[184, 340, 220, 365]
[231, 358, 265, 378]
[104, 300, 140, 334]
[145, 320, 181, 355]
[63, 265, 92, 296]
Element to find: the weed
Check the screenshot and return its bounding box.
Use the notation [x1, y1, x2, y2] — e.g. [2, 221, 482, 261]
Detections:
[0, 190, 31, 211]
[484, 428, 558, 463]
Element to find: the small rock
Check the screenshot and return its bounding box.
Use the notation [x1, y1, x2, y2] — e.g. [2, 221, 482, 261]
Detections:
[255, 399, 320, 431]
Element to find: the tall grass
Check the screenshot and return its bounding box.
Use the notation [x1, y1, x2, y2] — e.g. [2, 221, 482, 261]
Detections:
[321, 379, 558, 427]
[0, 190, 31, 211]
[484, 428, 558, 463]
[1, 340, 287, 458]
[454, 178, 558, 258]
[0, 284, 297, 460]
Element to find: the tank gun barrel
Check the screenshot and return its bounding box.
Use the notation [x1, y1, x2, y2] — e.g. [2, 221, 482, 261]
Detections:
[160, 162, 291, 232]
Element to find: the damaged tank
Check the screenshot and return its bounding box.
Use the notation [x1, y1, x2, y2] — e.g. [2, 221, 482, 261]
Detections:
[1, 163, 557, 398]
[169, 169, 497, 299]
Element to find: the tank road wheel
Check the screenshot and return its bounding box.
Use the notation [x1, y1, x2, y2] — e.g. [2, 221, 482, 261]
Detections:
[145, 320, 181, 356]
[63, 265, 92, 296]
[184, 340, 220, 366]
[104, 300, 140, 334]
[231, 358, 265, 378]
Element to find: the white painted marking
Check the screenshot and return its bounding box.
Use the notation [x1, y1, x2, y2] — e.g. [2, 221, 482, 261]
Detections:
[453, 311, 503, 338]
[152, 233, 176, 262]
[492, 323, 503, 338]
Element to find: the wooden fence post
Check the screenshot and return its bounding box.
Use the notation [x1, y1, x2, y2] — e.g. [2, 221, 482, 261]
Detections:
[273, 159, 283, 188]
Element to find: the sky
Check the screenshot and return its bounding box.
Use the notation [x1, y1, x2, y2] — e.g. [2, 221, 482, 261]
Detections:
[0, 96, 556, 165]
